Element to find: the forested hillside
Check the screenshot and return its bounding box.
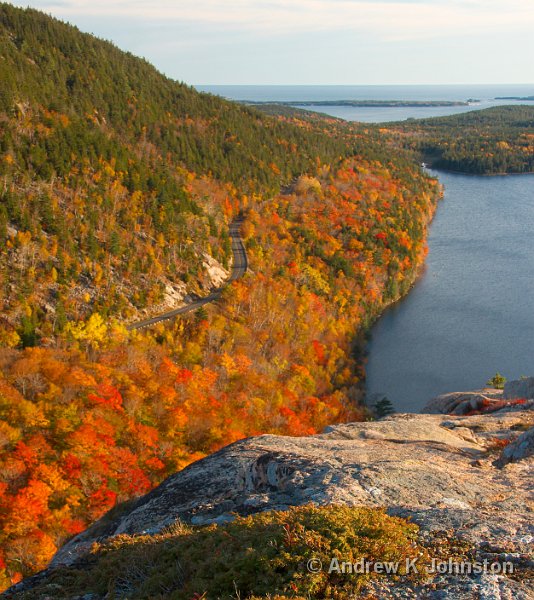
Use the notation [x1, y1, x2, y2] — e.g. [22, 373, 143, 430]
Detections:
[0, 3, 441, 588]
[382, 105, 534, 174]
[0, 2, 352, 338]
[0, 4, 346, 189]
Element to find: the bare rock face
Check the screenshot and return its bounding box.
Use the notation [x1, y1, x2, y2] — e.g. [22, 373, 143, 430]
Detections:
[6, 403, 530, 599]
[422, 389, 502, 414]
[51, 411, 533, 583]
[202, 252, 229, 288]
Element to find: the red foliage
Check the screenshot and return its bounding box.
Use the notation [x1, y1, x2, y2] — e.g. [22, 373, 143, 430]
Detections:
[0, 156, 440, 588]
[87, 384, 123, 411]
[88, 486, 117, 517]
[61, 454, 82, 481]
[312, 340, 326, 365]
[62, 519, 86, 536]
[176, 368, 194, 385]
[465, 397, 528, 416]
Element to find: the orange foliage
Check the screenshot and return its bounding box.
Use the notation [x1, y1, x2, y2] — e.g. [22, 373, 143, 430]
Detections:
[0, 158, 439, 587]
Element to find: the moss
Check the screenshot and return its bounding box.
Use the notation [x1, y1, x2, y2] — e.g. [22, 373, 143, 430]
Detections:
[17, 505, 434, 599]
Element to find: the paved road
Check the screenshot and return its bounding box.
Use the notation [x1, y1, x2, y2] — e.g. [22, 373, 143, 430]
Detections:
[127, 218, 248, 331]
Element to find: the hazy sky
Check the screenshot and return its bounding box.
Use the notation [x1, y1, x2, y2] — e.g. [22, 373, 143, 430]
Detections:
[11, 1, 534, 85]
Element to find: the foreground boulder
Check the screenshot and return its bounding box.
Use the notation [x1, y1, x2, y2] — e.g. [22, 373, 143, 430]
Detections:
[498, 426, 534, 464]
[8, 408, 533, 599]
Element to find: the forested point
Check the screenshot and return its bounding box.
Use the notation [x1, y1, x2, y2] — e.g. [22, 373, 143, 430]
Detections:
[382, 105, 534, 174]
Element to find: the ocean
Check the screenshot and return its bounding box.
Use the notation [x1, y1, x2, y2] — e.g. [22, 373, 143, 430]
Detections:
[196, 84, 534, 123]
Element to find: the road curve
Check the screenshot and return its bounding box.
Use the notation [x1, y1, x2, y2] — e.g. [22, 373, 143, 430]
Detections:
[127, 218, 248, 331]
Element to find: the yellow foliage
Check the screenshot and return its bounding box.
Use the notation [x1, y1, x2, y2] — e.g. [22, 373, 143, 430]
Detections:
[0, 328, 21, 348]
[301, 264, 331, 295]
[295, 175, 322, 196]
[65, 313, 108, 348]
[219, 352, 236, 376]
[33, 463, 69, 493]
[0, 421, 21, 446]
[16, 231, 32, 246]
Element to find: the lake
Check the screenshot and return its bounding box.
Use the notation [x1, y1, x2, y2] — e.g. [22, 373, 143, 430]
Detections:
[199, 85, 534, 411]
[365, 170, 534, 411]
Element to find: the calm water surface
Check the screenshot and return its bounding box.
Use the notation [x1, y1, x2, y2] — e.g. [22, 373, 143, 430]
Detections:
[198, 84, 534, 122]
[199, 85, 534, 411]
[366, 171, 534, 411]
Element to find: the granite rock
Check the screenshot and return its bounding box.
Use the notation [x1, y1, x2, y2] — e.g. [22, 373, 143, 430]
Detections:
[7, 407, 533, 599]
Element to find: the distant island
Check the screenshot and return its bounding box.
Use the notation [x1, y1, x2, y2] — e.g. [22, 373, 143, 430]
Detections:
[495, 95, 534, 101]
[242, 99, 470, 107]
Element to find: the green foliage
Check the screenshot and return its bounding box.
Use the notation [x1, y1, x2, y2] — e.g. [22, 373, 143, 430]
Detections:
[0, 3, 348, 193]
[487, 372, 507, 389]
[0, 8, 447, 590]
[194, 306, 209, 322]
[18, 506, 430, 599]
[0, 204, 7, 243]
[387, 106, 534, 174]
[0, 2, 372, 337]
[18, 307, 40, 348]
[373, 396, 395, 418]
[0, 3, 443, 341]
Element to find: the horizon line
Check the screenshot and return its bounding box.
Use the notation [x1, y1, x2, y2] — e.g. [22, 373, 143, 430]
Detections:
[195, 83, 534, 87]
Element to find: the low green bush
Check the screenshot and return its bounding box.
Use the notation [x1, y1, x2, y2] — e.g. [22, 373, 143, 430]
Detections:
[22, 505, 432, 599]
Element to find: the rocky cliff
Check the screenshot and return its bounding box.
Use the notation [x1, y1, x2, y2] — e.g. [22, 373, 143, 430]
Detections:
[5, 384, 533, 599]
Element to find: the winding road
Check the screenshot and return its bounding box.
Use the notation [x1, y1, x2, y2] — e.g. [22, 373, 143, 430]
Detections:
[127, 217, 248, 331]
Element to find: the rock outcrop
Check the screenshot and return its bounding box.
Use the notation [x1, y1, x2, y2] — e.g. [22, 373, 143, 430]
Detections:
[423, 386, 534, 415]
[28, 409, 530, 598]
[498, 426, 534, 464]
[7, 397, 533, 599]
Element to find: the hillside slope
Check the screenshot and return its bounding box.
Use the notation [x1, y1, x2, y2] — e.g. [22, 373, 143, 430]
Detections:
[0, 2, 351, 339]
[0, 4, 346, 189]
[0, 3, 443, 590]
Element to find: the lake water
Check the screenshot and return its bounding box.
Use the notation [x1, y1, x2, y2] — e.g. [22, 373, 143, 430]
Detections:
[365, 170, 534, 411]
[198, 84, 534, 122]
[199, 85, 534, 410]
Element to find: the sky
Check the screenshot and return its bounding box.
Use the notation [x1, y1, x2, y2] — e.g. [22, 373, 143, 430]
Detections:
[10, 1, 534, 85]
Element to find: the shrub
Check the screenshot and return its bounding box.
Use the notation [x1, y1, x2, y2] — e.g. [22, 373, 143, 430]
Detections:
[19, 506, 431, 599]
[486, 372, 507, 389]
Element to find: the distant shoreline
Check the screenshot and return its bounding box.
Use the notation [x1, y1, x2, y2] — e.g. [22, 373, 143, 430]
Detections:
[242, 99, 471, 108]
[495, 95, 534, 101]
